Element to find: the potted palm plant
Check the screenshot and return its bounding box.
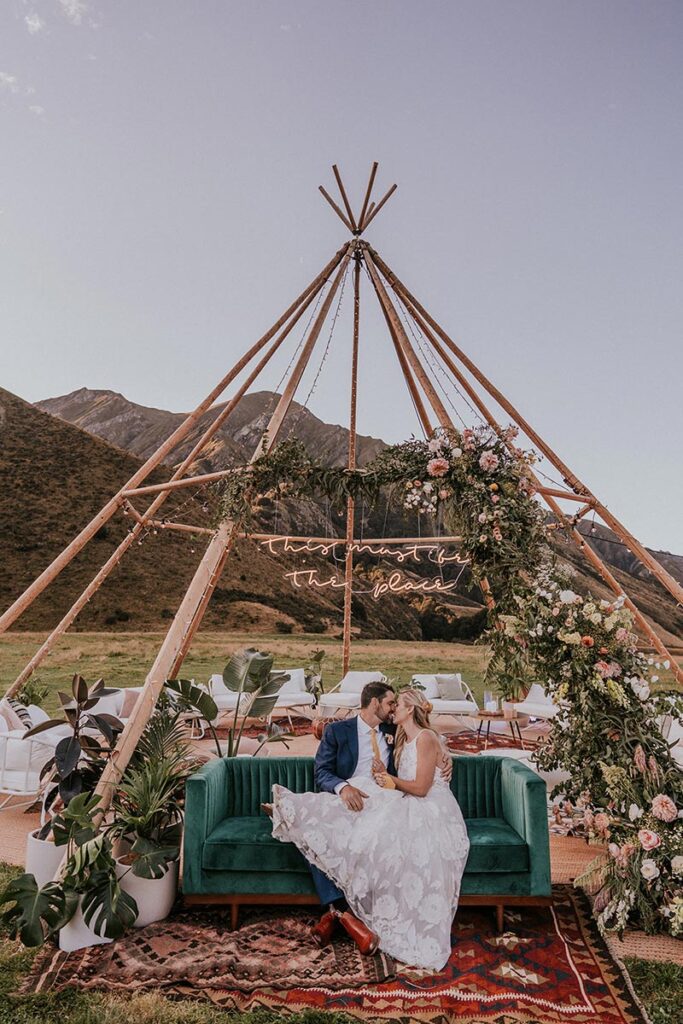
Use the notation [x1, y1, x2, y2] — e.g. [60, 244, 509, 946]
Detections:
[111, 702, 195, 927]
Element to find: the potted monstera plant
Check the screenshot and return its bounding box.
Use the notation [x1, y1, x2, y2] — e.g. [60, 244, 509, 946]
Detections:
[167, 646, 292, 758]
[110, 701, 195, 927]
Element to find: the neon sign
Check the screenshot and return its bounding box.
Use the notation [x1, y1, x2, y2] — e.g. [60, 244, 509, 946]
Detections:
[260, 535, 468, 567]
[284, 568, 463, 601]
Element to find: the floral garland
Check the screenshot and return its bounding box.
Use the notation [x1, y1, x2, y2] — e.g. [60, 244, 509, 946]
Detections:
[499, 572, 683, 937]
[216, 426, 549, 613]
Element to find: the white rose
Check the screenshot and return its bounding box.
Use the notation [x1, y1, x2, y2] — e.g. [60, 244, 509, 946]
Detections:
[640, 859, 660, 881]
[428, 438, 442, 453]
[628, 803, 644, 821]
[671, 856, 683, 876]
[451, 447, 462, 458]
[559, 590, 578, 604]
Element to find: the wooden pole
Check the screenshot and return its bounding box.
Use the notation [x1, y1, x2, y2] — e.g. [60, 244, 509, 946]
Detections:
[90, 246, 354, 820]
[366, 250, 496, 611]
[318, 186, 354, 233]
[342, 258, 361, 677]
[369, 244, 683, 608]
[358, 162, 379, 231]
[162, 251, 354, 679]
[392, 269, 681, 678]
[3, 256, 340, 698]
[0, 245, 349, 634]
[380, 304, 434, 436]
[332, 165, 358, 233]
[361, 184, 397, 231]
[364, 251, 451, 431]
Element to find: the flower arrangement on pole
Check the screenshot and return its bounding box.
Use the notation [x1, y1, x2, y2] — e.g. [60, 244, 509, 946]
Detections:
[499, 572, 683, 937]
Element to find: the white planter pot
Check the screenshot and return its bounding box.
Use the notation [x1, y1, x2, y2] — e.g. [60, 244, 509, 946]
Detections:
[25, 830, 65, 889]
[116, 858, 179, 928]
[59, 899, 112, 952]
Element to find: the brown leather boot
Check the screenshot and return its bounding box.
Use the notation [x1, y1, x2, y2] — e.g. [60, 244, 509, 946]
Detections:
[260, 802, 273, 817]
[338, 910, 380, 955]
[311, 909, 339, 947]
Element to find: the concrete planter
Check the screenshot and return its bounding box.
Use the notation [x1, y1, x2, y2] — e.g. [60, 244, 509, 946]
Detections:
[59, 899, 112, 952]
[116, 857, 179, 928]
[24, 830, 64, 889]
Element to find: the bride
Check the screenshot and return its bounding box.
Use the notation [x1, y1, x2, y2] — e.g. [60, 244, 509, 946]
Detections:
[270, 688, 470, 971]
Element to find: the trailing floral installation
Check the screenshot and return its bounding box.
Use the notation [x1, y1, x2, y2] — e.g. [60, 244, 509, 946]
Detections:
[217, 425, 548, 615]
[498, 574, 683, 937]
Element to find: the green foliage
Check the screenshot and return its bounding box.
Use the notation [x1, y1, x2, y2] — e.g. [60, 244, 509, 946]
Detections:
[27, 675, 124, 831]
[0, 874, 75, 947]
[167, 647, 291, 758]
[216, 428, 549, 621]
[15, 677, 50, 709]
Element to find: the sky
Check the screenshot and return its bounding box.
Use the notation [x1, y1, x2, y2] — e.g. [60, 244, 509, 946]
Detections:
[1, 1, 682, 552]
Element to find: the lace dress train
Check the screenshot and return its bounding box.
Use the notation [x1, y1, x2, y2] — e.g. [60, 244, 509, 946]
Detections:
[271, 737, 469, 971]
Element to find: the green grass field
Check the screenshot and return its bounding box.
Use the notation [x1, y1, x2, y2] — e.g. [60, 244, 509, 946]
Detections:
[1, 631, 495, 713]
[2, 631, 680, 715]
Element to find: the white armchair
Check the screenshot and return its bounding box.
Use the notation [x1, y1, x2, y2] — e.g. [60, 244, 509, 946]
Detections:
[317, 671, 387, 718]
[0, 702, 70, 811]
[512, 683, 560, 720]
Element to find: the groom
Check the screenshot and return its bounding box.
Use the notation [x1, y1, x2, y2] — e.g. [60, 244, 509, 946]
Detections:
[309, 680, 398, 948]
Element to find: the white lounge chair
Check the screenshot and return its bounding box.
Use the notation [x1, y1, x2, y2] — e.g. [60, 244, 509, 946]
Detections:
[512, 683, 560, 721]
[270, 668, 316, 726]
[411, 673, 479, 722]
[317, 671, 387, 718]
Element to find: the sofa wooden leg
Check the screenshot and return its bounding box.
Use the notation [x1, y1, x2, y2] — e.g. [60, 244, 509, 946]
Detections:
[230, 903, 239, 931]
[496, 904, 504, 933]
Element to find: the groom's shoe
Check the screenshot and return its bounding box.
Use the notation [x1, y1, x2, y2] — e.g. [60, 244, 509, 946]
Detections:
[311, 910, 338, 948]
[338, 911, 380, 956]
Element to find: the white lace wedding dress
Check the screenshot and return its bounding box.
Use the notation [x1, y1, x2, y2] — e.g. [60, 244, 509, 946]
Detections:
[271, 734, 470, 971]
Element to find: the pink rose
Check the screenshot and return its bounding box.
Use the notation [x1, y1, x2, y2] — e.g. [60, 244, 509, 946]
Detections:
[595, 660, 612, 678]
[491, 493, 500, 503]
[478, 512, 487, 524]
[426, 457, 449, 478]
[637, 828, 661, 851]
[478, 450, 499, 472]
[615, 628, 629, 643]
[651, 794, 678, 823]
[593, 812, 610, 835]
[438, 489, 449, 500]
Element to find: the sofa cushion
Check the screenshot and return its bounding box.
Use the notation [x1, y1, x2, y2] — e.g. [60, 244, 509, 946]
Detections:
[436, 674, 466, 700]
[203, 816, 310, 873]
[464, 818, 529, 873]
[278, 669, 306, 694]
[410, 675, 439, 698]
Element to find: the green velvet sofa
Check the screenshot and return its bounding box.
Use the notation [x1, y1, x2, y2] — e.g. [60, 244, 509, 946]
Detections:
[183, 755, 551, 929]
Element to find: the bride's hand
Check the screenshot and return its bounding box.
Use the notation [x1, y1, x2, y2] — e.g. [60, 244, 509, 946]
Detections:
[371, 756, 385, 775]
[439, 750, 453, 782]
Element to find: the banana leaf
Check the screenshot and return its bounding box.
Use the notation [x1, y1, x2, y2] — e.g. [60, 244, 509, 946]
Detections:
[223, 648, 274, 694]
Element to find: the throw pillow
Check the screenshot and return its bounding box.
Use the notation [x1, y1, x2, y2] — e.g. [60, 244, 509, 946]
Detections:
[436, 674, 466, 700]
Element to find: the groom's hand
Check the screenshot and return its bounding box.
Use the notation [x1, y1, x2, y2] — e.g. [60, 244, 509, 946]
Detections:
[340, 784, 368, 812]
[439, 753, 453, 782]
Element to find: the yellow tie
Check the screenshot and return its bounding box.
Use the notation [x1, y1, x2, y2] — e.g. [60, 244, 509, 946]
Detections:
[371, 728, 395, 789]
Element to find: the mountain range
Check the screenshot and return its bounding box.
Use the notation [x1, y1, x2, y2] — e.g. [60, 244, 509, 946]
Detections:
[1, 386, 680, 645]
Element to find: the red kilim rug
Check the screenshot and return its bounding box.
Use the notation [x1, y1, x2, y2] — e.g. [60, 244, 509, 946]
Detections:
[23, 886, 648, 1023]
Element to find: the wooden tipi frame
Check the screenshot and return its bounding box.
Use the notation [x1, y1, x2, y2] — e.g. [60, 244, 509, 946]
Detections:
[2, 164, 681, 821]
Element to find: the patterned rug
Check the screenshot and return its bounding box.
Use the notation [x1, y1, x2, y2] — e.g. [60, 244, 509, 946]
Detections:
[23, 886, 648, 1023]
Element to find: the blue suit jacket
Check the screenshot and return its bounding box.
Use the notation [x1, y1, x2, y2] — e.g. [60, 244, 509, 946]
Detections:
[314, 717, 397, 794]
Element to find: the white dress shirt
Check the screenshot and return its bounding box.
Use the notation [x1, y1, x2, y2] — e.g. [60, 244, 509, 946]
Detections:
[335, 715, 390, 795]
